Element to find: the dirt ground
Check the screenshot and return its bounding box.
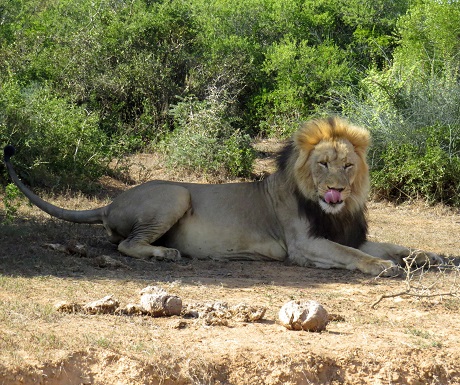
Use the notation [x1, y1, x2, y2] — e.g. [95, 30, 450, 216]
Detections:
[1, 143, 460, 385]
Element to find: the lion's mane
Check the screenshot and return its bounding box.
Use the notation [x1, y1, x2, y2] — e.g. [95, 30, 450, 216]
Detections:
[277, 116, 370, 248]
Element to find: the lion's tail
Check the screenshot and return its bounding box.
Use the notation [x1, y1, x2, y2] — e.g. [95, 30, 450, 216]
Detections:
[3, 145, 104, 224]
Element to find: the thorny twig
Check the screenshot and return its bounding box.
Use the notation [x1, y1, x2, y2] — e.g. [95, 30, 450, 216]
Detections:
[371, 289, 459, 309]
[371, 251, 460, 309]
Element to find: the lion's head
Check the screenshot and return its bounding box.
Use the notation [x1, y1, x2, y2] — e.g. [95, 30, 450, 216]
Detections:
[279, 117, 370, 216]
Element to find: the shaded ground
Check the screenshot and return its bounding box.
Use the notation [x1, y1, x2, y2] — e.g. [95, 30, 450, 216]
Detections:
[0, 143, 459, 385]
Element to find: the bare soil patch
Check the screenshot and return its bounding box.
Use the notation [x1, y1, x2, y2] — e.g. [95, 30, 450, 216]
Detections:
[1, 141, 460, 385]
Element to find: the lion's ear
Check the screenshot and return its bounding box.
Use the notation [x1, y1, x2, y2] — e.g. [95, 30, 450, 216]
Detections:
[294, 120, 326, 154]
[347, 127, 371, 158]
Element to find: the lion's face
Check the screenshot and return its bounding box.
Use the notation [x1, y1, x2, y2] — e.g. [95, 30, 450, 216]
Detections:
[309, 139, 361, 214]
[290, 117, 370, 215]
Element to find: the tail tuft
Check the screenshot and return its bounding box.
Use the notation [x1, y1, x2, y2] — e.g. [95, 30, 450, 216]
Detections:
[4, 145, 16, 162]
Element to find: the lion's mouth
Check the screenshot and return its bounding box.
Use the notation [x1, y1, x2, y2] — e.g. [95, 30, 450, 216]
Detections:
[323, 189, 342, 204]
[319, 189, 344, 214]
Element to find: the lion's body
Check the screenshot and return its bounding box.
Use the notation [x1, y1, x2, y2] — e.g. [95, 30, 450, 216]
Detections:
[162, 181, 286, 261]
[105, 179, 287, 261]
[4, 117, 440, 275]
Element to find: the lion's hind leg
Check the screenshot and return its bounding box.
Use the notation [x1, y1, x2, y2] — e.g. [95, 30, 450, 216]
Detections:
[118, 240, 181, 261]
[110, 184, 192, 262]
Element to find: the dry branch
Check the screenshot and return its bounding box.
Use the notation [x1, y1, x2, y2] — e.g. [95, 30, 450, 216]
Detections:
[372, 253, 460, 309]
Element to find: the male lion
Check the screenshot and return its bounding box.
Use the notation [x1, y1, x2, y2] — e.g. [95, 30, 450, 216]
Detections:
[4, 117, 440, 275]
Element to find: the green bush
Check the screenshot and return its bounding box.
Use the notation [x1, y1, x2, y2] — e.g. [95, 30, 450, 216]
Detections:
[2, 183, 23, 223]
[256, 38, 352, 137]
[393, 0, 460, 83]
[373, 134, 460, 206]
[165, 92, 254, 177]
[3, 0, 459, 209]
[340, 73, 460, 207]
[0, 80, 109, 189]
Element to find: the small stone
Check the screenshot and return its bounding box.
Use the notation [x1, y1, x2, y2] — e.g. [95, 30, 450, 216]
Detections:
[170, 320, 188, 329]
[43, 243, 67, 253]
[55, 301, 82, 313]
[94, 255, 130, 269]
[230, 303, 266, 322]
[114, 303, 145, 316]
[139, 286, 182, 316]
[279, 300, 329, 332]
[66, 241, 87, 256]
[83, 295, 119, 314]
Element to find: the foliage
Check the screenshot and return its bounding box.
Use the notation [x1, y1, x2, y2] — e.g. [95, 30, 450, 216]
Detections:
[372, 133, 460, 206]
[393, 0, 460, 83]
[166, 91, 254, 177]
[1, 0, 459, 206]
[0, 79, 108, 188]
[338, 0, 460, 207]
[1, 0, 198, 187]
[2, 183, 23, 223]
[258, 38, 352, 136]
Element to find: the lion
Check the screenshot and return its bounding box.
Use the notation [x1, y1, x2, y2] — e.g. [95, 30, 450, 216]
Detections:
[3, 117, 441, 276]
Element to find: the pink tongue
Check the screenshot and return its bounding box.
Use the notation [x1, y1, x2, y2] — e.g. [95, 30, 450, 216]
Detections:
[324, 189, 342, 204]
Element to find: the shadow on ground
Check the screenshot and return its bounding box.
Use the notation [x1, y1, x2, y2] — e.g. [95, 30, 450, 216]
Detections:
[0, 215, 383, 289]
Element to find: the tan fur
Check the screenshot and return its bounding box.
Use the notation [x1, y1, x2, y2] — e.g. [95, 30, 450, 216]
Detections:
[4, 117, 442, 276]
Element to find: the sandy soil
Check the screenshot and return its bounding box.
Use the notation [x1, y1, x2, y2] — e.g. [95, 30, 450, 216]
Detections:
[0, 143, 459, 385]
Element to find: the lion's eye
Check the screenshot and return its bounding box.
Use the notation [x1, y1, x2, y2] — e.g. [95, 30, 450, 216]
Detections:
[318, 161, 328, 168]
[344, 163, 353, 170]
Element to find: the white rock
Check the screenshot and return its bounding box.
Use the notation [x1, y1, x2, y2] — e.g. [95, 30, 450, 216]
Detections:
[279, 300, 328, 332]
[139, 286, 182, 316]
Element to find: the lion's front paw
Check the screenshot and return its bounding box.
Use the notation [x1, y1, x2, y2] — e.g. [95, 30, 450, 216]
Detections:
[405, 250, 444, 268]
[356, 258, 401, 277]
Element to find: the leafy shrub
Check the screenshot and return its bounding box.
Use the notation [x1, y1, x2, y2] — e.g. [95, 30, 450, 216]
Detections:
[256, 38, 352, 137]
[340, 74, 460, 207]
[165, 91, 254, 177]
[0, 80, 109, 189]
[338, 0, 460, 207]
[2, 183, 23, 223]
[393, 0, 460, 83]
[372, 132, 460, 206]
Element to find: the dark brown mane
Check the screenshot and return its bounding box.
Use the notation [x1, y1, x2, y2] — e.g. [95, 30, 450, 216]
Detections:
[295, 190, 368, 248]
[276, 141, 295, 173]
